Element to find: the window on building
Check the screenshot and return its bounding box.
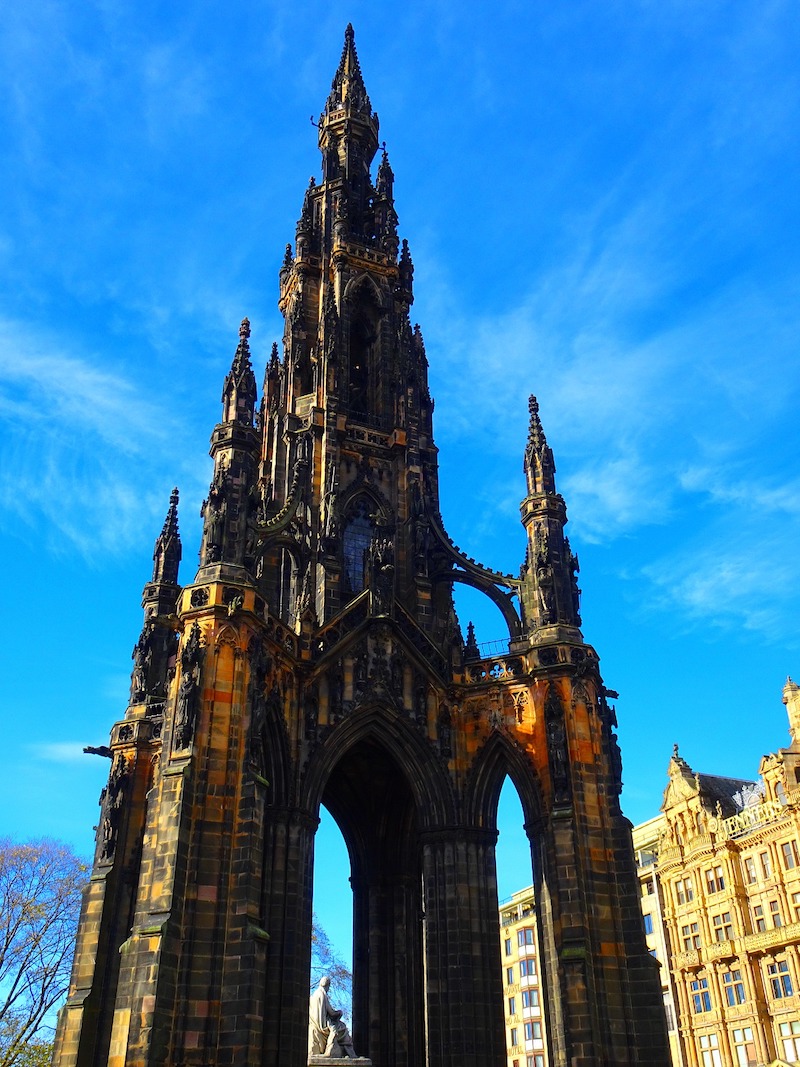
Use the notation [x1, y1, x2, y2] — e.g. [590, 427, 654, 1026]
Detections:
[342, 499, 374, 593]
[723, 970, 746, 1006]
[522, 989, 540, 1009]
[643, 913, 654, 935]
[760, 851, 772, 879]
[510, 1027, 518, 1047]
[732, 1027, 757, 1067]
[505, 938, 512, 956]
[641, 878, 655, 896]
[779, 1020, 800, 1062]
[744, 857, 757, 884]
[691, 977, 712, 1013]
[793, 892, 800, 922]
[664, 1001, 676, 1031]
[753, 905, 767, 933]
[698, 1032, 722, 1067]
[706, 865, 725, 894]
[676, 877, 694, 904]
[520, 958, 537, 977]
[508, 996, 516, 1015]
[768, 959, 794, 998]
[523, 1021, 542, 1041]
[526, 1058, 545, 1067]
[771, 900, 783, 928]
[524, 1022, 533, 1041]
[517, 928, 535, 947]
[712, 912, 733, 941]
[506, 966, 514, 985]
[783, 841, 800, 870]
[682, 922, 701, 950]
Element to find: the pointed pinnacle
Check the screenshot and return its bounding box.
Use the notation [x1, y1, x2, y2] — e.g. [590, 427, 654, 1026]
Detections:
[527, 395, 546, 451]
[232, 317, 253, 377]
[326, 24, 372, 116]
[162, 487, 180, 538]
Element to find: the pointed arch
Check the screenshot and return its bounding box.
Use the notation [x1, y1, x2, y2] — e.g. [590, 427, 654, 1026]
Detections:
[301, 701, 456, 830]
[464, 730, 545, 832]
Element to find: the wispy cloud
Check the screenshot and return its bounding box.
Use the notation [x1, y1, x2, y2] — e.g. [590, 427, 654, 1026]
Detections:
[0, 317, 197, 556]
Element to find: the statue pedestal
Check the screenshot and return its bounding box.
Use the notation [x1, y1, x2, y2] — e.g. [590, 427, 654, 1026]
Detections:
[308, 1059, 372, 1066]
[308, 1060, 372, 1066]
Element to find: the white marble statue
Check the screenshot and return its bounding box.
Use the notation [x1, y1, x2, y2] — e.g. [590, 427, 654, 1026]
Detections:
[308, 975, 358, 1059]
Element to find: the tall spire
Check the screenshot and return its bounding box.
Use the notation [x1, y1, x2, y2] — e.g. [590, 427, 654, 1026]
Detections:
[325, 23, 373, 119]
[524, 395, 556, 495]
[222, 317, 257, 425]
[151, 487, 181, 586]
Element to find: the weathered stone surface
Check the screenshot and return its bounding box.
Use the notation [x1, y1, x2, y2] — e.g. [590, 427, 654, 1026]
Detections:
[53, 24, 670, 1067]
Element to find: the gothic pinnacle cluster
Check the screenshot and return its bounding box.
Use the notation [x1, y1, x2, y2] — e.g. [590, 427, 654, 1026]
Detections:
[55, 27, 669, 1067]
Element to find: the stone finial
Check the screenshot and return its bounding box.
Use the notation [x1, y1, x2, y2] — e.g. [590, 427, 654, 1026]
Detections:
[783, 676, 800, 745]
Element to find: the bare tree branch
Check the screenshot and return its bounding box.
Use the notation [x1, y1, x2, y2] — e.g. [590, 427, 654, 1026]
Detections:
[0, 840, 87, 1067]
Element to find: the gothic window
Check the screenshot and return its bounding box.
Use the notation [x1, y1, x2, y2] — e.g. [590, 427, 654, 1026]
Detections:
[348, 318, 373, 417]
[343, 499, 374, 593]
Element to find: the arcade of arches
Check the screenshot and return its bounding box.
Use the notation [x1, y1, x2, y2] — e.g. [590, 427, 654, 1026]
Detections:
[53, 26, 670, 1067]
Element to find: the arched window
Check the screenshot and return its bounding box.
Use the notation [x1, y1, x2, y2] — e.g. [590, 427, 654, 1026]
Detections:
[343, 500, 374, 594]
[348, 318, 372, 417]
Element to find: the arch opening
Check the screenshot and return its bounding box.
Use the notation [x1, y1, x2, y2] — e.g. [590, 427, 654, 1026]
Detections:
[312, 732, 426, 1067]
[496, 776, 549, 1067]
[311, 806, 354, 1023]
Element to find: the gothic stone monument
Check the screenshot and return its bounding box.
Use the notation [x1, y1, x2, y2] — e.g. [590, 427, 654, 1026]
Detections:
[53, 26, 670, 1067]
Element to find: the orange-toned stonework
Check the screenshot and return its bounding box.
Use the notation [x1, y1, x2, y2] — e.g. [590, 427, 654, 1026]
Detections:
[53, 26, 669, 1067]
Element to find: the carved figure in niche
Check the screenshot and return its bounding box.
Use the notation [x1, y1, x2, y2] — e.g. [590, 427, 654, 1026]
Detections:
[329, 664, 344, 721]
[534, 524, 549, 567]
[305, 688, 319, 743]
[391, 653, 405, 702]
[308, 976, 358, 1059]
[367, 535, 394, 615]
[537, 561, 556, 624]
[414, 683, 428, 728]
[547, 716, 568, 800]
[97, 756, 127, 863]
[323, 464, 340, 547]
[410, 481, 430, 574]
[353, 649, 369, 703]
[247, 639, 271, 767]
[129, 630, 150, 702]
[175, 624, 203, 750]
[437, 704, 452, 758]
[565, 538, 582, 624]
[201, 472, 227, 564]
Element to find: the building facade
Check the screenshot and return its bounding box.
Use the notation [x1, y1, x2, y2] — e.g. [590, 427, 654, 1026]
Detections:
[52, 26, 669, 1067]
[638, 678, 800, 1067]
[500, 888, 549, 1067]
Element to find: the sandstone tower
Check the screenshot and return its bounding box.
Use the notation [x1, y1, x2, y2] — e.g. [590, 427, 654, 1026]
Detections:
[53, 26, 670, 1067]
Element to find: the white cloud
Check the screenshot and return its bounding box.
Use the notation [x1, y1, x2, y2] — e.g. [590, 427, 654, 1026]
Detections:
[35, 742, 94, 764]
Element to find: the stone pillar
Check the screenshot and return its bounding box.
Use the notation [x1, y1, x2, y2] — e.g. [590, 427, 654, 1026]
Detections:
[421, 826, 505, 1067]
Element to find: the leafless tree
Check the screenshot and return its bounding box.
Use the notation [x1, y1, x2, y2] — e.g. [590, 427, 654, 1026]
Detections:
[0, 840, 87, 1067]
[311, 913, 352, 1021]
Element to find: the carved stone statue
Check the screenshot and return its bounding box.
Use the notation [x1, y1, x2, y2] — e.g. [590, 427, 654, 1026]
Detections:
[308, 976, 358, 1059]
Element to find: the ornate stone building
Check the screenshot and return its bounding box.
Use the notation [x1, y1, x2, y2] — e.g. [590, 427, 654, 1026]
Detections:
[52, 26, 669, 1067]
[500, 887, 549, 1067]
[637, 679, 800, 1067]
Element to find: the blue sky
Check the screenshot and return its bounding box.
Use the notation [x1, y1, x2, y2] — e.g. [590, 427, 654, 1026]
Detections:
[1, 1, 799, 961]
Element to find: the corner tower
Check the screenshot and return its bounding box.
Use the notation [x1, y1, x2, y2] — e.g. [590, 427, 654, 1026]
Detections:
[54, 27, 670, 1067]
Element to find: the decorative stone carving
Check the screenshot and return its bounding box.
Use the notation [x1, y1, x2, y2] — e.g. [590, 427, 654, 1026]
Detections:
[174, 623, 203, 751]
[97, 755, 128, 863]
